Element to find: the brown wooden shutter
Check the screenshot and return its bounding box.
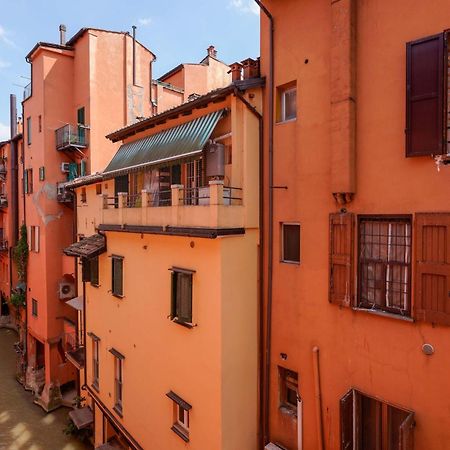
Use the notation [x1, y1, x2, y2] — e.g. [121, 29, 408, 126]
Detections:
[399, 412, 415, 450]
[406, 33, 446, 156]
[415, 213, 450, 325]
[170, 271, 177, 319]
[340, 390, 354, 450]
[329, 213, 355, 306]
[82, 258, 91, 283]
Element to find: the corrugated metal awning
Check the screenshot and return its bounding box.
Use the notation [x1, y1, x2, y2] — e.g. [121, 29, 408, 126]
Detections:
[103, 109, 225, 177]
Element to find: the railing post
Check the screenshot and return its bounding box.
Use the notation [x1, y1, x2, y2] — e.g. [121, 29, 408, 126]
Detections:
[118, 192, 127, 209]
[209, 180, 224, 205]
[171, 184, 184, 207]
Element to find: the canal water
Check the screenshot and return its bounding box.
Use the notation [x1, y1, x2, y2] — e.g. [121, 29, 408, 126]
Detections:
[0, 328, 90, 450]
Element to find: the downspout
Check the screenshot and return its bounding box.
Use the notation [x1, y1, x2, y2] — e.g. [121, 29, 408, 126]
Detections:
[233, 86, 264, 447]
[312, 347, 325, 450]
[254, 0, 274, 445]
[21, 95, 27, 373]
[10, 95, 18, 246]
[132, 26, 137, 86]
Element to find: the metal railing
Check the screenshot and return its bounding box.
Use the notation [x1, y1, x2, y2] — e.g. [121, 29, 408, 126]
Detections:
[55, 124, 88, 150]
[223, 186, 243, 204]
[0, 194, 8, 208]
[23, 82, 32, 101]
[126, 193, 142, 208]
[149, 190, 172, 207]
[181, 187, 210, 206]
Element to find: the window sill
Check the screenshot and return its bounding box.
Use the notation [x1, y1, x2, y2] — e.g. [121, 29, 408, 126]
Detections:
[280, 259, 300, 265]
[90, 283, 100, 288]
[171, 424, 189, 442]
[276, 118, 297, 125]
[279, 406, 297, 419]
[113, 404, 123, 418]
[112, 293, 124, 299]
[171, 318, 195, 329]
[352, 307, 414, 323]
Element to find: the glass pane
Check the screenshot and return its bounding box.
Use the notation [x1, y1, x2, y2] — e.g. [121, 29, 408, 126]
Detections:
[283, 224, 300, 263]
[283, 89, 297, 120]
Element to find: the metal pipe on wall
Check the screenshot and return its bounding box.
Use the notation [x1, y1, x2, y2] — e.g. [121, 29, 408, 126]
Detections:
[253, 0, 275, 445]
[297, 397, 303, 450]
[313, 346, 325, 450]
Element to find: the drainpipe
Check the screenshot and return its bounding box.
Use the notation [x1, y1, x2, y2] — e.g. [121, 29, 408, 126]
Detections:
[312, 347, 325, 450]
[10, 95, 18, 246]
[254, 0, 274, 446]
[132, 26, 137, 86]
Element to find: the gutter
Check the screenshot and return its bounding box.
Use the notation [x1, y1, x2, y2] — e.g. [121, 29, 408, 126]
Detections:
[254, 0, 274, 446]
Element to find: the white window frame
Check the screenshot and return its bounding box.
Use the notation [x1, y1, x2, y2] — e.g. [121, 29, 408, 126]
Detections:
[280, 86, 297, 122]
[176, 404, 189, 431]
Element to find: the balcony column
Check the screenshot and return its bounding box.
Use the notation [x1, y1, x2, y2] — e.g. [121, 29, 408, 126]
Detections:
[118, 192, 127, 225]
[171, 184, 184, 227]
[141, 190, 149, 223]
[209, 180, 224, 205]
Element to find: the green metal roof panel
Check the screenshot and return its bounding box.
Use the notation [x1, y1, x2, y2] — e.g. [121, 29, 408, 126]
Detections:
[103, 109, 225, 175]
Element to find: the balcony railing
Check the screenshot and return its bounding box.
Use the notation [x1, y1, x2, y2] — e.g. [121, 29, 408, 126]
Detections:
[55, 124, 88, 151]
[57, 182, 74, 204]
[23, 82, 32, 101]
[101, 180, 246, 230]
[65, 330, 85, 369]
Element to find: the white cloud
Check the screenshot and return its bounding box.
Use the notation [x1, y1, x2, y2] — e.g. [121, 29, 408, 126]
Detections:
[0, 25, 15, 47]
[229, 0, 259, 15]
[0, 123, 10, 142]
[0, 59, 11, 69]
[138, 17, 152, 26]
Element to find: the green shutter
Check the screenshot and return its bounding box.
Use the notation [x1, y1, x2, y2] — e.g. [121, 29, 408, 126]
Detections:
[68, 163, 78, 181]
[80, 160, 87, 177]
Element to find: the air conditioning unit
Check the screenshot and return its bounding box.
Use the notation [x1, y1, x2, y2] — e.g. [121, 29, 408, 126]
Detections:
[59, 282, 75, 300]
[61, 162, 70, 173]
[205, 142, 225, 178]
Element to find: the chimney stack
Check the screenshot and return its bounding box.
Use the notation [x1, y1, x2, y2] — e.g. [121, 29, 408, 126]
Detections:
[207, 45, 217, 59]
[59, 24, 66, 45]
[241, 57, 260, 80]
[229, 62, 243, 82]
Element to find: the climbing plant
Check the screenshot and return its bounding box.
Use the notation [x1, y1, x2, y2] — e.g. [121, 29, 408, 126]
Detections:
[13, 224, 29, 283]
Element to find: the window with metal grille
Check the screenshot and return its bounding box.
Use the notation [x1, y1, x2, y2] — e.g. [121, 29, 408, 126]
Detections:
[170, 268, 194, 326]
[279, 367, 298, 415]
[358, 217, 412, 316]
[281, 223, 300, 264]
[111, 256, 124, 297]
[32, 299, 38, 317]
[341, 389, 414, 450]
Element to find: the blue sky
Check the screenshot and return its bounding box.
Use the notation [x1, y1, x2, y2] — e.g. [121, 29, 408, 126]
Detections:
[0, 0, 260, 140]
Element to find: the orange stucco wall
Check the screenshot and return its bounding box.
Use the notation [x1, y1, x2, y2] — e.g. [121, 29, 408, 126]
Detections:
[260, 1, 450, 449]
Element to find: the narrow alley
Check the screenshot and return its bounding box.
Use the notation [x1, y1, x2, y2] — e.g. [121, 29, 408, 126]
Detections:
[0, 328, 89, 450]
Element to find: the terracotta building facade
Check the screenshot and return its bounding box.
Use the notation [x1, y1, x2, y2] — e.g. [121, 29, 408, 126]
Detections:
[258, 1, 450, 449]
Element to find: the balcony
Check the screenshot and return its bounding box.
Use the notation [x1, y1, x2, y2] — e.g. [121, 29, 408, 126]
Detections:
[23, 82, 32, 101]
[57, 182, 74, 205]
[101, 180, 247, 230]
[55, 124, 88, 152]
[64, 329, 85, 370]
[0, 160, 7, 176]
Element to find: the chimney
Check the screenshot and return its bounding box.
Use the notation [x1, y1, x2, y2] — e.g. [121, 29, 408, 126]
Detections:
[207, 45, 217, 59]
[229, 62, 243, 82]
[241, 57, 260, 80]
[59, 24, 66, 45]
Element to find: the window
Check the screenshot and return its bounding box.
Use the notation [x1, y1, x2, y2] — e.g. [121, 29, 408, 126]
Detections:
[166, 391, 191, 442]
[82, 257, 99, 286]
[96, 183, 102, 195]
[112, 256, 124, 297]
[24, 169, 33, 194]
[281, 223, 300, 264]
[170, 268, 194, 326]
[406, 32, 448, 156]
[278, 84, 297, 122]
[80, 188, 87, 203]
[32, 299, 38, 317]
[340, 389, 414, 450]
[358, 217, 411, 316]
[110, 349, 124, 416]
[39, 166, 45, 181]
[279, 367, 298, 415]
[90, 334, 100, 391]
[30, 226, 39, 253]
[26, 117, 31, 145]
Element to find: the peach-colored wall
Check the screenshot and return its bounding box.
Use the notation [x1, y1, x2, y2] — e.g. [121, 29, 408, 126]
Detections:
[260, 1, 450, 449]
